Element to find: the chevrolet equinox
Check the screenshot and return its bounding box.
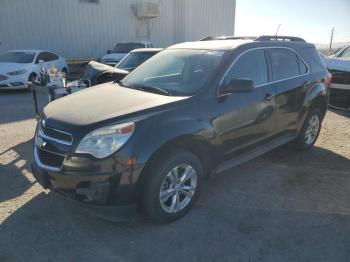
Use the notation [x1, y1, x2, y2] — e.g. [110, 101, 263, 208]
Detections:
[32, 36, 329, 223]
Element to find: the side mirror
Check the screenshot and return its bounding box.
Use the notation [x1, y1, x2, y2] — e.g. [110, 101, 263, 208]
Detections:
[36, 59, 45, 64]
[221, 78, 254, 94]
[107, 50, 112, 54]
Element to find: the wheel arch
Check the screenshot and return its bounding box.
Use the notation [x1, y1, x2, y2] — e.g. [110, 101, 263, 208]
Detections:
[136, 134, 215, 198]
[297, 83, 328, 132]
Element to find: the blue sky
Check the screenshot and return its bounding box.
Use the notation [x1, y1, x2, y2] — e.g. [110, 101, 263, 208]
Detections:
[235, 0, 350, 45]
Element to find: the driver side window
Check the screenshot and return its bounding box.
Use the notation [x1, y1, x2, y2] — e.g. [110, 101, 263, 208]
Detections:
[223, 49, 269, 87]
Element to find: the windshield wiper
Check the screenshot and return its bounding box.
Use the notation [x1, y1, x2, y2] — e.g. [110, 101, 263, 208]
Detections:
[131, 85, 171, 96]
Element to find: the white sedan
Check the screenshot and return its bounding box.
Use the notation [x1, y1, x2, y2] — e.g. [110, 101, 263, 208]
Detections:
[0, 49, 68, 90]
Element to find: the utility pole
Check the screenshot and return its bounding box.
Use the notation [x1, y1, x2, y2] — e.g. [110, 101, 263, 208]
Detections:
[329, 27, 335, 54]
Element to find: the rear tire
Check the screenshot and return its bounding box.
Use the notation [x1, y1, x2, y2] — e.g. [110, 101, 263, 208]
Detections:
[294, 108, 322, 150]
[141, 148, 203, 223]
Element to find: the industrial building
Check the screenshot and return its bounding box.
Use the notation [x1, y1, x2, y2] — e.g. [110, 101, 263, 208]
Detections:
[0, 0, 236, 59]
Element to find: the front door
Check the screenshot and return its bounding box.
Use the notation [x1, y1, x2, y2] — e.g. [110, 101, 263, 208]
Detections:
[215, 49, 276, 157]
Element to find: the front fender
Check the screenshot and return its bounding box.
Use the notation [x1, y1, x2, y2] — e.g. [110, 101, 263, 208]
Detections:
[131, 117, 215, 165]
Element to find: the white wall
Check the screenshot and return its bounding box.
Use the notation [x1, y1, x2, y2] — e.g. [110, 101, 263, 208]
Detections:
[0, 0, 235, 59]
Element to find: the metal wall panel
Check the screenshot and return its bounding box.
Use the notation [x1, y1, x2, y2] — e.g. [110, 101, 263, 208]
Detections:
[0, 0, 235, 59]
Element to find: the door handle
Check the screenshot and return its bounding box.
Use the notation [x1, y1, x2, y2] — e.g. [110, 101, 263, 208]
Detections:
[264, 93, 273, 101]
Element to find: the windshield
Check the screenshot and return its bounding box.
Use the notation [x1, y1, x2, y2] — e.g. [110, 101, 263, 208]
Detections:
[117, 52, 157, 71]
[122, 49, 225, 96]
[112, 43, 145, 53]
[0, 51, 35, 63]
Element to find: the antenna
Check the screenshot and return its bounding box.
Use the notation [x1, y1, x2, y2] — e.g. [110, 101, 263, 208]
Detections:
[275, 24, 282, 39]
[328, 26, 335, 55]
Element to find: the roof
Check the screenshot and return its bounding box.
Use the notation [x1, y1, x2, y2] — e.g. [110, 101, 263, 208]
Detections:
[4, 49, 43, 53]
[168, 40, 253, 51]
[168, 38, 314, 51]
[130, 48, 163, 53]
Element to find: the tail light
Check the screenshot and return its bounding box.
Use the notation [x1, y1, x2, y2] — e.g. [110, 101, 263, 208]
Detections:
[325, 72, 332, 88]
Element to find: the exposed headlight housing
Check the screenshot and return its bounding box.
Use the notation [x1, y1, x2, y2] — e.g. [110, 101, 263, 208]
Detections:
[76, 122, 134, 158]
[7, 69, 27, 76]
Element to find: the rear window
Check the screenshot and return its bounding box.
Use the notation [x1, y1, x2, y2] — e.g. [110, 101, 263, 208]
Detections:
[269, 48, 299, 81]
[118, 52, 156, 70]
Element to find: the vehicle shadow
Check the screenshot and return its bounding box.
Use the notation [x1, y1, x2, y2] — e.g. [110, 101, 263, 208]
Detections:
[0, 90, 47, 124]
[1, 145, 350, 261]
[0, 138, 36, 202]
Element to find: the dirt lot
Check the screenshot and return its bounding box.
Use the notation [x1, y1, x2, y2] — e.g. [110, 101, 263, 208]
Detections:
[1, 91, 350, 262]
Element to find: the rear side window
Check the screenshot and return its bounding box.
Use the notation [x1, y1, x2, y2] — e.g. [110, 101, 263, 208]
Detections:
[36, 52, 59, 62]
[47, 52, 59, 61]
[269, 49, 299, 81]
[298, 57, 308, 74]
[223, 49, 268, 87]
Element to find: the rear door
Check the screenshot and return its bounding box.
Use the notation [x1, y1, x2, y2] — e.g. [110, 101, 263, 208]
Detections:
[268, 48, 309, 134]
[216, 48, 277, 156]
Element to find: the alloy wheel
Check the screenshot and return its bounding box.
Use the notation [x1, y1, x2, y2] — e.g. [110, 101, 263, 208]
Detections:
[159, 164, 197, 214]
[305, 114, 320, 145]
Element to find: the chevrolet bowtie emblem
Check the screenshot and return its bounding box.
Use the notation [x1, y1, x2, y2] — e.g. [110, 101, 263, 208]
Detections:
[36, 136, 47, 148]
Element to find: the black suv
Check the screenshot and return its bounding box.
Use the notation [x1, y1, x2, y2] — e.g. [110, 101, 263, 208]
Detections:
[32, 36, 329, 223]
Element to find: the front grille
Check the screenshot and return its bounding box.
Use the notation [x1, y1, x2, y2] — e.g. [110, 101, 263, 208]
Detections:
[0, 74, 8, 81]
[37, 148, 65, 168]
[329, 69, 350, 85]
[35, 120, 73, 170]
[40, 121, 72, 144]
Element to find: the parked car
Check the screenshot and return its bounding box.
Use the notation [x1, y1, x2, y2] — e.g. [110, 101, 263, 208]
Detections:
[80, 61, 129, 87]
[81, 49, 162, 87]
[32, 36, 328, 223]
[100, 42, 153, 66]
[0, 49, 68, 90]
[116, 48, 163, 72]
[325, 45, 350, 109]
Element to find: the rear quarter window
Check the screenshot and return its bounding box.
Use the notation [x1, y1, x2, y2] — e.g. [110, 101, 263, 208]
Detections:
[299, 48, 327, 74]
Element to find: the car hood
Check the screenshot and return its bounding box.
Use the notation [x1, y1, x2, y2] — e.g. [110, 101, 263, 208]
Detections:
[43, 83, 187, 134]
[101, 53, 126, 62]
[0, 62, 31, 74]
[326, 58, 350, 72]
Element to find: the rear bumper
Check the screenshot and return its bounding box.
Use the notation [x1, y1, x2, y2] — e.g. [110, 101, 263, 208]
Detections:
[329, 83, 350, 110]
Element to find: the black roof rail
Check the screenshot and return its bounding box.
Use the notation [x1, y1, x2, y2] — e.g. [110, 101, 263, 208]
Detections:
[255, 35, 306, 42]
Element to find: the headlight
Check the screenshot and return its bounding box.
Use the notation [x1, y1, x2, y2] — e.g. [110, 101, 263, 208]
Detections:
[76, 122, 134, 158]
[7, 69, 27, 76]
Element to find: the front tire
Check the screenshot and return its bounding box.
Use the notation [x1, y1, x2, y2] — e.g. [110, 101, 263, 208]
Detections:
[141, 149, 203, 223]
[294, 108, 322, 150]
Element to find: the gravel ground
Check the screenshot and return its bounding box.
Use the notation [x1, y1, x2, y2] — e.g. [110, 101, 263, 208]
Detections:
[1, 91, 350, 262]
